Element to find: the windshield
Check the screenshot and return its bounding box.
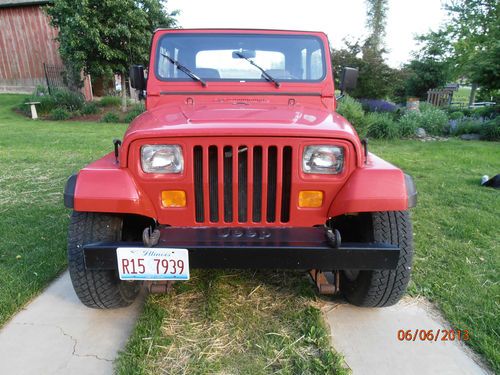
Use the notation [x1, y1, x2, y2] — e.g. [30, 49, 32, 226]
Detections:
[155, 33, 326, 83]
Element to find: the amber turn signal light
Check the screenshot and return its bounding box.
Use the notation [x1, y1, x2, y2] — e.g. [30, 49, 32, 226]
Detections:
[161, 190, 186, 207]
[298, 191, 323, 208]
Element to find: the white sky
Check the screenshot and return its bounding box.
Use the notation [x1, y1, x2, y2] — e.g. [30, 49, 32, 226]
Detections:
[167, 0, 448, 68]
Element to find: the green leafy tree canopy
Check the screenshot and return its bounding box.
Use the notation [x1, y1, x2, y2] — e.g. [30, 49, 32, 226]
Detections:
[47, 0, 178, 80]
[417, 0, 499, 95]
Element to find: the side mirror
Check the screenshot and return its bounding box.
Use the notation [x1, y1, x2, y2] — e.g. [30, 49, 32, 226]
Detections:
[129, 65, 146, 91]
[339, 67, 359, 93]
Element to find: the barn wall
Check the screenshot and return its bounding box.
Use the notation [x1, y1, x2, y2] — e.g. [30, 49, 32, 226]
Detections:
[0, 5, 62, 93]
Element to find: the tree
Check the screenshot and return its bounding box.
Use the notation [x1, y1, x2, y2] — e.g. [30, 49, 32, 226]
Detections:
[417, 0, 499, 104]
[403, 31, 453, 100]
[47, 0, 178, 111]
[331, 39, 364, 88]
[364, 0, 388, 54]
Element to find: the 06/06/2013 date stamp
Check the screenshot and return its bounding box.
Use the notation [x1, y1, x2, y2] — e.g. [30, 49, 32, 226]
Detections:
[397, 329, 470, 342]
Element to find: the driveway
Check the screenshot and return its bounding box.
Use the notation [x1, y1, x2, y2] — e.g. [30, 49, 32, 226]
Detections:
[323, 297, 492, 375]
[0, 272, 143, 374]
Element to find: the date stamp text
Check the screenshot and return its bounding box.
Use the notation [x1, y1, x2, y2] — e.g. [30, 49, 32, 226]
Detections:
[397, 329, 470, 342]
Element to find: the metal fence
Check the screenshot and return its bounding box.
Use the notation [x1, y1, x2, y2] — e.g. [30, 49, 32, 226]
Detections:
[43, 64, 68, 94]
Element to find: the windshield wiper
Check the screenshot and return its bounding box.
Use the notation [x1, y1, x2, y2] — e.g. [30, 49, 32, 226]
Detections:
[161, 53, 207, 87]
[234, 52, 280, 88]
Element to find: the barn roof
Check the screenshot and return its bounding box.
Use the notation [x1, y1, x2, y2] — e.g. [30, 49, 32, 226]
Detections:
[0, 0, 52, 8]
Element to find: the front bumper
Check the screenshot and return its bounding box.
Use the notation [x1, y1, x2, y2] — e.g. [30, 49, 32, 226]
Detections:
[83, 227, 400, 271]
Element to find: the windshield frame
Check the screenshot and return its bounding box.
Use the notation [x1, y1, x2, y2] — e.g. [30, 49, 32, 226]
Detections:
[153, 33, 328, 85]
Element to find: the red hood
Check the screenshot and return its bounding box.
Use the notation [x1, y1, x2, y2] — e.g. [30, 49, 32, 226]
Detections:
[121, 103, 364, 166]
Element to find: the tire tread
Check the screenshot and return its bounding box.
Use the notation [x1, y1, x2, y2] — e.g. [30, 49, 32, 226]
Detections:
[68, 211, 139, 309]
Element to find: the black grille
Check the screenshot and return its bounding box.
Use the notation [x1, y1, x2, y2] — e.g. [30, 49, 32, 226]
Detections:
[194, 145, 292, 223]
[193, 146, 204, 222]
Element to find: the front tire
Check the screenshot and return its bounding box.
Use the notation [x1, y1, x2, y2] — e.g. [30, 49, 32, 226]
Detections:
[67, 211, 140, 309]
[340, 211, 413, 307]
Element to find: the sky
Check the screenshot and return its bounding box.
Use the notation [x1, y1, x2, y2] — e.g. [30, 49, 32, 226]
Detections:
[167, 0, 448, 68]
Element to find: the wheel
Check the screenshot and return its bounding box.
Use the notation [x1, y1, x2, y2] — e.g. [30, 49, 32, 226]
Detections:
[340, 211, 413, 307]
[67, 211, 140, 308]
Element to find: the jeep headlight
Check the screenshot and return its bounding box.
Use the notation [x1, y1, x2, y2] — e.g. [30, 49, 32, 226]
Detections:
[141, 145, 184, 174]
[302, 145, 344, 174]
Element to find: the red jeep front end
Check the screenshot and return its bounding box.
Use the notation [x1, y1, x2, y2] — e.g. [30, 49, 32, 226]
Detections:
[64, 29, 416, 309]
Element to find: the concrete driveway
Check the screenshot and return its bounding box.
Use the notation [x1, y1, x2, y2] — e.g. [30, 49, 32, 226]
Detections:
[323, 297, 492, 375]
[0, 272, 144, 375]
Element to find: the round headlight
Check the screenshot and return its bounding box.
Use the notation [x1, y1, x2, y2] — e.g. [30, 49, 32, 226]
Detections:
[141, 145, 184, 173]
[303, 145, 344, 174]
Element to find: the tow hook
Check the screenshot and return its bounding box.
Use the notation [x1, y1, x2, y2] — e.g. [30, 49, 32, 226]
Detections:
[326, 228, 341, 248]
[309, 270, 339, 295]
[142, 226, 160, 247]
[310, 228, 341, 295]
[145, 280, 174, 294]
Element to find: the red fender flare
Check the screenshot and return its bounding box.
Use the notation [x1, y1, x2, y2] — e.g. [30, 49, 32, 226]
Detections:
[328, 153, 416, 217]
[65, 153, 156, 219]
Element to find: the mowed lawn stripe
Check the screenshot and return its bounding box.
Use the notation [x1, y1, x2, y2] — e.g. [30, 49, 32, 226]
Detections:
[0, 94, 126, 326]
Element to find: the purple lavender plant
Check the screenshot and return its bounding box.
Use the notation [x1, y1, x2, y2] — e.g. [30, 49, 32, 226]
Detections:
[359, 99, 398, 113]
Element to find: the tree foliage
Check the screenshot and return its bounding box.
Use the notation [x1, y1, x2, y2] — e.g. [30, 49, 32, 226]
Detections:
[402, 31, 453, 99]
[418, 0, 499, 91]
[364, 0, 388, 54]
[47, 0, 178, 78]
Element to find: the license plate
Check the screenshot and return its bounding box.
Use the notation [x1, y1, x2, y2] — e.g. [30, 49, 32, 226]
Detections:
[116, 247, 190, 281]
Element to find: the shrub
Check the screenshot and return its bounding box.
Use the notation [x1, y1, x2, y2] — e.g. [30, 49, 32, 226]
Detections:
[366, 112, 399, 139]
[52, 89, 84, 112]
[359, 99, 398, 113]
[452, 120, 482, 136]
[123, 103, 145, 123]
[336, 96, 368, 136]
[480, 117, 500, 141]
[19, 92, 57, 115]
[417, 102, 436, 113]
[38, 95, 59, 114]
[100, 112, 120, 123]
[419, 106, 450, 135]
[81, 102, 100, 115]
[461, 108, 474, 117]
[449, 111, 465, 120]
[99, 96, 122, 107]
[398, 111, 420, 137]
[470, 105, 499, 120]
[50, 108, 71, 120]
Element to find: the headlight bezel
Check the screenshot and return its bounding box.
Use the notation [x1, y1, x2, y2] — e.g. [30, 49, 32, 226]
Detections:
[141, 144, 184, 174]
[302, 145, 344, 175]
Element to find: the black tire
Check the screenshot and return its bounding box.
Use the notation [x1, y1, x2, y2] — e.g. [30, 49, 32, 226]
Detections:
[67, 211, 140, 309]
[340, 211, 413, 307]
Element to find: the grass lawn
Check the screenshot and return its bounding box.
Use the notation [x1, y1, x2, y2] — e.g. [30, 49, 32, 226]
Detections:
[0, 94, 127, 326]
[0, 93, 498, 372]
[453, 86, 471, 106]
[371, 139, 499, 372]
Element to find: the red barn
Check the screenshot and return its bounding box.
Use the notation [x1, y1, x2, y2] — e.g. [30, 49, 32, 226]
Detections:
[0, 0, 65, 93]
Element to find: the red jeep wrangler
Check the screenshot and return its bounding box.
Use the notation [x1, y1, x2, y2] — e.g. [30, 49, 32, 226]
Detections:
[64, 29, 416, 309]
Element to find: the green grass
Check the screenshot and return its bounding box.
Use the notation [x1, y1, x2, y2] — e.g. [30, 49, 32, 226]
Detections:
[371, 139, 499, 372]
[453, 86, 471, 106]
[0, 94, 126, 326]
[116, 271, 346, 374]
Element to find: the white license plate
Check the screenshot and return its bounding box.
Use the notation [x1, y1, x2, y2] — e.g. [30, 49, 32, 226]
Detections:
[116, 247, 190, 281]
